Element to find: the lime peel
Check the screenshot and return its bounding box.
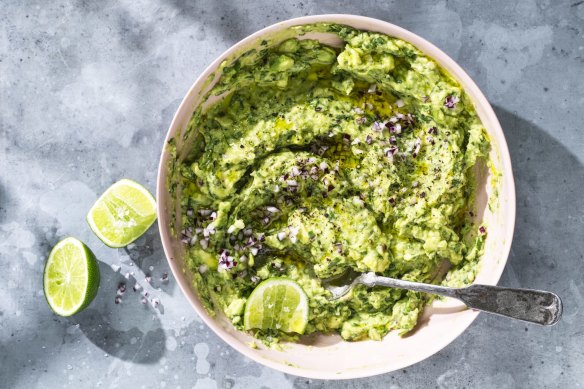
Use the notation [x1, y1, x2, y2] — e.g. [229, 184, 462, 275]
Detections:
[244, 278, 309, 334]
[87, 179, 157, 248]
[43, 237, 100, 316]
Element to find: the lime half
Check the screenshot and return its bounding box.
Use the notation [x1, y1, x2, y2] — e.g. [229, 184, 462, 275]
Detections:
[87, 179, 157, 248]
[244, 278, 309, 334]
[43, 237, 100, 316]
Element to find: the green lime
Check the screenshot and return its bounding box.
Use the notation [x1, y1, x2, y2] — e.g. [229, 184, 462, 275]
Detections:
[244, 278, 309, 334]
[87, 179, 157, 248]
[43, 237, 100, 316]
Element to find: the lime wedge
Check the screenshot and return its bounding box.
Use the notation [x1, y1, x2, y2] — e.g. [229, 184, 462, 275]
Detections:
[87, 179, 157, 248]
[43, 237, 100, 316]
[244, 278, 309, 334]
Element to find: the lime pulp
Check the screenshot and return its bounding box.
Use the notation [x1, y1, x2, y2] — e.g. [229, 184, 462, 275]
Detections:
[43, 237, 100, 316]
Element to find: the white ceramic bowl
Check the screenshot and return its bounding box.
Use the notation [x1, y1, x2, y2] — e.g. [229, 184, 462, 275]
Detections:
[157, 14, 516, 379]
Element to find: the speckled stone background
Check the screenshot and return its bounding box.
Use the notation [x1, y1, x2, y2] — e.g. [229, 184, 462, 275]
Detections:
[1, 0, 583, 388]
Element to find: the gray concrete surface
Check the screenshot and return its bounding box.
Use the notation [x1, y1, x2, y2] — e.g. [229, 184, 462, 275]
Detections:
[1, 0, 583, 388]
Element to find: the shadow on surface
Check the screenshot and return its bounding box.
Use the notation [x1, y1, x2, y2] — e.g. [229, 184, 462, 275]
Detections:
[494, 105, 584, 300]
[72, 261, 167, 364]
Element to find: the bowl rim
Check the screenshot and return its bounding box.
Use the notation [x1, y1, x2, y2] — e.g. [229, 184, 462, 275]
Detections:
[156, 14, 516, 379]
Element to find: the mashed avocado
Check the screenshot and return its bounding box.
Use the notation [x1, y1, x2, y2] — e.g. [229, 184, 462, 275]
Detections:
[170, 24, 491, 344]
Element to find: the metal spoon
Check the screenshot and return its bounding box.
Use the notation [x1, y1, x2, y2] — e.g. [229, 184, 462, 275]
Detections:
[322, 269, 562, 325]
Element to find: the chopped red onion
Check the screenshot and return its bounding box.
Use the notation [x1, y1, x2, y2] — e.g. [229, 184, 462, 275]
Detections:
[479, 226, 487, 234]
[291, 166, 300, 177]
[189, 235, 198, 246]
[115, 296, 122, 304]
[277, 231, 287, 241]
[145, 275, 152, 284]
[412, 138, 421, 157]
[251, 275, 260, 283]
[117, 282, 126, 295]
[250, 247, 259, 256]
[388, 116, 399, 123]
[384, 146, 398, 158]
[286, 179, 298, 187]
[198, 265, 208, 274]
[209, 212, 217, 221]
[387, 123, 402, 134]
[372, 121, 384, 132]
[428, 127, 438, 135]
[160, 273, 169, 283]
[444, 95, 459, 109]
[218, 250, 237, 270]
[353, 107, 364, 114]
[389, 136, 397, 144]
[368, 84, 377, 93]
[356, 117, 368, 125]
[365, 135, 373, 145]
[132, 283, 142, 292]
[396, 99, 405, 107]
[426, 136, 435, 145]
[200, 238, 209, 249]
[198, 209, 212, 217]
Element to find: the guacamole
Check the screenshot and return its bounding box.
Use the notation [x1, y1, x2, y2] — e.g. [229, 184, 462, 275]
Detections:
[170, 24, 492, 343]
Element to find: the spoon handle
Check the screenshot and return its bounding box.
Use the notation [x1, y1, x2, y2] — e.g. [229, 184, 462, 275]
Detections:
[454, 284, 563, 325]
[364, 274, 562, 326]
